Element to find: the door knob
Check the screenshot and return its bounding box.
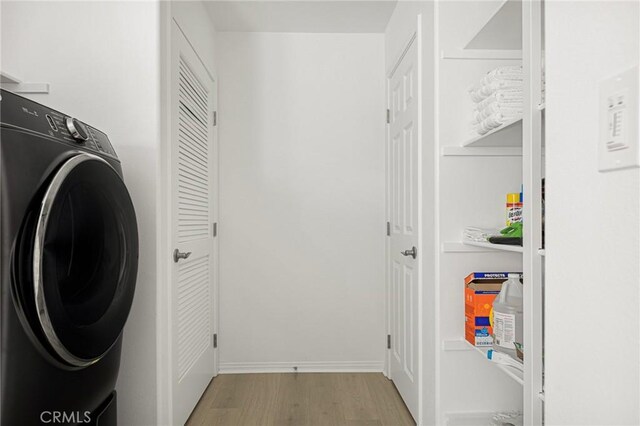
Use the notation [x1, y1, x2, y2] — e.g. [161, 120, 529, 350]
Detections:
[401, 246, 417, 259]
[173, 249, 192, 263]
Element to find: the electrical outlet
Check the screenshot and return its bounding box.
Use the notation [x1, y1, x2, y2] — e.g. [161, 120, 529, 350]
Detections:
[599, 66, 639, 172]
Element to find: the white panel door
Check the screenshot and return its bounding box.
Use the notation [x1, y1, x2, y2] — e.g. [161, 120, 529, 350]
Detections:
[388, 36, 420, 421]
[170, 22, 217, 425]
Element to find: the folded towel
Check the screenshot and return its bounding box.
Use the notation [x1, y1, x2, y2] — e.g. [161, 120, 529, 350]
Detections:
[475, 103, 523, 122]
[489, 71, 522, 79]
[469, 68, 523, 94]
[467, 66, 527, 136]
[486, 65, 523, 76]
[476, 99, 523, 115]
[476, 90, 524, 111]
[479, 72, 523, 87]
[475, 111, 522, 134]
[469, 80, 524, 102]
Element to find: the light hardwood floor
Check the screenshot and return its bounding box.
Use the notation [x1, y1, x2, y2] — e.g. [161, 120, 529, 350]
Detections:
[186, 373, 416, 426]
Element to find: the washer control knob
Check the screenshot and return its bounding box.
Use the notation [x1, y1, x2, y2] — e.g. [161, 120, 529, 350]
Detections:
[65, 117, 89, 142]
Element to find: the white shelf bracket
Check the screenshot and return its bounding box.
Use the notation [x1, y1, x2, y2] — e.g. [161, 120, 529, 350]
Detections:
[1, 72, 50, 94]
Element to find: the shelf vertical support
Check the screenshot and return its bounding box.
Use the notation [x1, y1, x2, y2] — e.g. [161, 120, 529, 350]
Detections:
[522, 0, 545, 425]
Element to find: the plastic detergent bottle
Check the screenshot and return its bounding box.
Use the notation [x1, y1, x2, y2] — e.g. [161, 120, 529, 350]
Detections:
[491, 274, 523, 357]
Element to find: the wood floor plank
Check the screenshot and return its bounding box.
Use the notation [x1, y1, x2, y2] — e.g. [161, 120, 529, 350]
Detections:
[273, 373, 312, 426]
[186, 373, 415, 426]
[235, 373, 281, 426]
[210, 374, 253, 409]
[365, 374, 416, 426]
[184, 378, 218, 425]
[343, 421, 383, 426]
[188, 408, 241, 426]
[308, 374, 345, 426]
[335, 373, 380, 422]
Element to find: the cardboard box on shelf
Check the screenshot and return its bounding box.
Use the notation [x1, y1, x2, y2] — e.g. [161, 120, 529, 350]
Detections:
[464, 272, 522, 347]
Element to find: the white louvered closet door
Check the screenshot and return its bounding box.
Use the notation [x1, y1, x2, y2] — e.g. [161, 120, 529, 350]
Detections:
[170, 22, 217, 426]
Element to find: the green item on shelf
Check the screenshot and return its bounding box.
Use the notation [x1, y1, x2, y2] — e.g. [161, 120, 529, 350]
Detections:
[500, 222, 523, 238]
[514, 342, 524, 361]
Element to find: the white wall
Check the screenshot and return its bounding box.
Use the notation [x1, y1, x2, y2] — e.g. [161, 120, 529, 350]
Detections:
[217, 32, 386, 371]
[545, 2, 640, 424]
[1, 2, 161, 425]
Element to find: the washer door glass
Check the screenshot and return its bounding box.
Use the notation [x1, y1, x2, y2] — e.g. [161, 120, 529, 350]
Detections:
[33, 154, 138, 367]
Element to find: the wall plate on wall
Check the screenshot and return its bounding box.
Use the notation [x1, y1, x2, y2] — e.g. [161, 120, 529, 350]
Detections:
[599, 65, 639, 172]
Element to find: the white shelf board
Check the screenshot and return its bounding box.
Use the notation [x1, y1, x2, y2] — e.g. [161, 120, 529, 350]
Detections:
[441, 146, 522, 157]
[464, 0, 523, 50]
[441, 49, 522, 60]
[441, 242, 495, 253]
[463, 240, 523, 253]
[442, 340, 524, 386]
[462, 118, 523, 147]
[466, 341, 524, 386]
[0, 71, 21, 84]
[0, 71, 50, 94]
[442, 339, 474, 351]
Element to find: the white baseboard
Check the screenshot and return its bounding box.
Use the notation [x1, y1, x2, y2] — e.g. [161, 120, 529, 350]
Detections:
[218, 360, 385, 374]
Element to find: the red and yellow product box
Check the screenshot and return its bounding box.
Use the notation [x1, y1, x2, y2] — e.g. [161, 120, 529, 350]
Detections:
[464, 272, 521, 347]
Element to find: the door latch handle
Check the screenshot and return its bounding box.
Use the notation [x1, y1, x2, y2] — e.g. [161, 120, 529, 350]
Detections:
[173, 249, 192, 263]
[401, 246, 417, 259]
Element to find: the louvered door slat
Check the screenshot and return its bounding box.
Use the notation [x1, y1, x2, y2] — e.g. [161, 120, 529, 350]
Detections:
[178, 143, 208, 170]
[178, 158, 208, 179]
[179, 83, 208, 117]
[178, 143, 209, 170]
[179, 61, 208, 101]
[175, 52, 212, 385]
[178, 124, 208, 150]
[177, 55, 210, 245]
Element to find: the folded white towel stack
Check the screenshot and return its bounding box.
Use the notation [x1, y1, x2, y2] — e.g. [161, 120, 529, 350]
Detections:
[468, 66, 523, 135]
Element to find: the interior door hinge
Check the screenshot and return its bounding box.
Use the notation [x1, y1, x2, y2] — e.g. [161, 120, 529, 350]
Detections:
[386, 109, 390, 124]
[387, 334, 391, 349]
[213, 111, 217, 127]
[213, 333, 218, 348]
[213, 222, 218, 237]
[386, 221, 391, 236]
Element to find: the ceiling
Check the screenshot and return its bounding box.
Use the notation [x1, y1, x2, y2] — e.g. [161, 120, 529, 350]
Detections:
[204, 1, 398, 33]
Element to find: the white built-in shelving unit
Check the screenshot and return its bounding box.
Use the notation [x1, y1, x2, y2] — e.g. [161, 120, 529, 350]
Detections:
[438, 0, 545, 424]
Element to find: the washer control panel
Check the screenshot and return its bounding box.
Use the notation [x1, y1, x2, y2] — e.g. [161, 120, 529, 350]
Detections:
[0, 89, 118, 159]
[65, 117, 90, 142]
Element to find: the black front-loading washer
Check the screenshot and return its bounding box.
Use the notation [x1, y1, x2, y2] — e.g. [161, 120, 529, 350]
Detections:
[0, 89, 138, 425]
